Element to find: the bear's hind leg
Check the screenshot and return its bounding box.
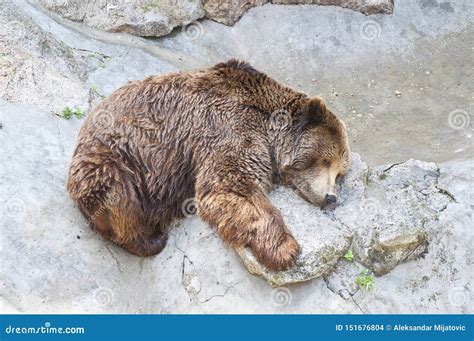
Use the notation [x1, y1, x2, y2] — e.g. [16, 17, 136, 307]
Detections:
[93, 203, 169, 257]
[68, 148, 168, 257]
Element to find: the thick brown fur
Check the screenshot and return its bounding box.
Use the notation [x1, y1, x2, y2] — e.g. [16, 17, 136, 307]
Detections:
[67, 59, 350, 270]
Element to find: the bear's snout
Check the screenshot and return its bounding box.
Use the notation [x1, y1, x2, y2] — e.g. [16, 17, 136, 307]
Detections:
[325, 193, 337, 205]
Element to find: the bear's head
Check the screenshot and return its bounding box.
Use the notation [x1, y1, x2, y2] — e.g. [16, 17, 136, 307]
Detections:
[276, 96, 350, 208]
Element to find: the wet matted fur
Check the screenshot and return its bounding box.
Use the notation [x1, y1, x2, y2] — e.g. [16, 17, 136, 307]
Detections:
[67, 59, 349, 270]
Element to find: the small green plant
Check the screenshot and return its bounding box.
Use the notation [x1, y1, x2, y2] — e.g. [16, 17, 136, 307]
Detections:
[61, 106, 73, 119]
[356, 269, 374, 290]
[74, 108, 84, 119]
[344, 249, 354, 262]
[60, 107, 84, 119]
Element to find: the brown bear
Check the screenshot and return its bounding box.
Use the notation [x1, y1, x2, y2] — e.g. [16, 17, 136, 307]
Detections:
[67, 59, 350, 270]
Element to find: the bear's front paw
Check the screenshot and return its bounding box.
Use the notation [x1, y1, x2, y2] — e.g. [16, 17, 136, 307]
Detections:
[253, 232, 300, 271]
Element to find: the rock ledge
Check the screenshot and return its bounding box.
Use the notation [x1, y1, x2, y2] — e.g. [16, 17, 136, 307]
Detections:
[237, 154, 452, 287]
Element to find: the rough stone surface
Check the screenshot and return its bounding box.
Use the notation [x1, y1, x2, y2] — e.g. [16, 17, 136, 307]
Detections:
[238, 154, 452, 285]
[34, 0, 205, 37]
[0, 2, 90, 113]
[0, 0, 472, 313]
[236, 186, 352, 287]
[203, 0, 268, 26]
[324, 260, 365, 299]
[33, 0, 393, 36]
[335, 157, 448, 276]
[272, 0, 393, 16]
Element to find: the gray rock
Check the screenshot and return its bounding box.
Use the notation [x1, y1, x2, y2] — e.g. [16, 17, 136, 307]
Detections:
[203, 0, 268, 26]
[272, 0, 394, 16]
[324, 260, 365, 299]
[238, 154, 453, 285]
[336, 157, 450, 276]
[0, 0, 90, 113]
[236, 187, 352, 287]
[34, 0, 205, 37]
[33, 0, 393, 38]
[437, 160, 474, 205]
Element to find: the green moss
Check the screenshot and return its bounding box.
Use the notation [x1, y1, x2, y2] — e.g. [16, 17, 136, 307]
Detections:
[344, 249, 354, 262]
[74, 108, 84, 119]
[60, 107, 84, 119]
[61, 107, 73, 119]
[355, 269, 374, 290]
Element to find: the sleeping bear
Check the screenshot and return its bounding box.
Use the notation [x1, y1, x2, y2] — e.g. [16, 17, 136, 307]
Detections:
[67, 59, 350, 270]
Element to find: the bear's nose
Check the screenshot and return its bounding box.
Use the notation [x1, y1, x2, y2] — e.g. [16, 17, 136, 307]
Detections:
[325, 194, 337, 204]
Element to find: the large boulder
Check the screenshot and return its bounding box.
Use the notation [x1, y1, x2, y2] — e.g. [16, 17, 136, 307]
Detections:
[202, 0, 268, 25]
[236, 187, 352, 287]
[33, 0, 394, 37]
[237, 154, 453, 286]
[272, 0, 394, 16]
[34, 0, 205, 37]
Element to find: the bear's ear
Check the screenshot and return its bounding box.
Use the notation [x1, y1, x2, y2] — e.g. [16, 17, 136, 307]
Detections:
[300, 96, 328, 127]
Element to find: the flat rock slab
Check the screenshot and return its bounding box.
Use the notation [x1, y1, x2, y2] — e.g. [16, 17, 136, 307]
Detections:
[237, 154, 452, 286]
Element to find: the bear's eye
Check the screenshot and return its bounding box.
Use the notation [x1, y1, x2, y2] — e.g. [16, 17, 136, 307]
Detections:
[292, 155, 316, 171]
[321, 159, 332, 167]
